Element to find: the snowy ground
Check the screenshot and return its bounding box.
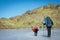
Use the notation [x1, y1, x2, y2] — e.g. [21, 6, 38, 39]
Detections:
[0, 28, 60, 40]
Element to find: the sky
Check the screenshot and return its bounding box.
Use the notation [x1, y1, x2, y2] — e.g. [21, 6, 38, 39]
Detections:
[0, 0, 60, 18]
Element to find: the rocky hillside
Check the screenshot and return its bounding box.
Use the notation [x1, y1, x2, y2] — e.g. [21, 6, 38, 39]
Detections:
[0, 4, 60, 28]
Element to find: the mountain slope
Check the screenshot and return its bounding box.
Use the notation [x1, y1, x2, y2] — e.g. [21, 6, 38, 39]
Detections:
[0, 4, 60, 28]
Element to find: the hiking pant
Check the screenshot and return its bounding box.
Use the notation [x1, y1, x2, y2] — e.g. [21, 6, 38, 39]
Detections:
[34, 31, 38, 36]
[47, 26, 51, 37]
[34, 32, 37, 36]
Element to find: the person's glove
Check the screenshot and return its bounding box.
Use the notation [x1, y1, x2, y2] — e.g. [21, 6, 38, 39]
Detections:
[43, 23, 46, 25]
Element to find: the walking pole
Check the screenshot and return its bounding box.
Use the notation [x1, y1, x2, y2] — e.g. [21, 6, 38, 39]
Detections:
[42, 23, 44, 36]
[52, 26, 55, 37]
[50, 26, 54, 39]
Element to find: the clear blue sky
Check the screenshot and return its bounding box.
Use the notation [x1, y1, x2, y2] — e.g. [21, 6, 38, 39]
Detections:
[0, 0, 60, 18]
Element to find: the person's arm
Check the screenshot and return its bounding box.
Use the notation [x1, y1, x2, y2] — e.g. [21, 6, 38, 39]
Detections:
[43, 23, 46, 25]
[51, 19, 54, 25]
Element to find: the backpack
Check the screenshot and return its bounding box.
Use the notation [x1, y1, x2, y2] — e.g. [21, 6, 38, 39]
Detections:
[44, 17, 53, 27]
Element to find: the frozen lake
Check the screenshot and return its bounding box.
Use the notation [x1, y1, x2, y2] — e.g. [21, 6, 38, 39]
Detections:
[0, 28, 60, 40]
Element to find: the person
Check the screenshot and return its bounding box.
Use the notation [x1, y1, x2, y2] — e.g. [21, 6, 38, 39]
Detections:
[43, 16, 54, 37]
[32, 26, 39, 36]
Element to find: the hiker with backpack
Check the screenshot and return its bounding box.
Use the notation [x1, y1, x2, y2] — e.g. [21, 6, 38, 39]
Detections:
[43, 16, 54, 37]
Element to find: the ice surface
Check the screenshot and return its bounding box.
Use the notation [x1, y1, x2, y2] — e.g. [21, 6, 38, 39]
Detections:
[0, 28, 60, 40]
